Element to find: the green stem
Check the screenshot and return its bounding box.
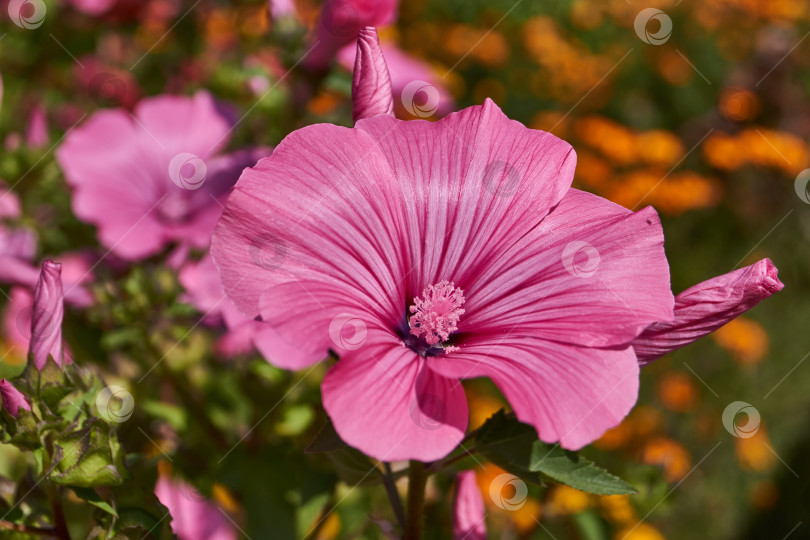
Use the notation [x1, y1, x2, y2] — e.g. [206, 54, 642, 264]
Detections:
[382, 462, 406, 530]
[0, 521, 56, 536]
[45, 484, 70, 540]
[404, 461, 427, 540]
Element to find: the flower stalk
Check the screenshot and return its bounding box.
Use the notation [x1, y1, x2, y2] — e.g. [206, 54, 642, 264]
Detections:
[404, 460, 427, 540]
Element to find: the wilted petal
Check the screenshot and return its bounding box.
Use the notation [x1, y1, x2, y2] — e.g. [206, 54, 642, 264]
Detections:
[0, 379, 30, 417]
[30, 261, 66, 370]
[352, 27, 394, 122]
[453, 471, 486, 540]
[633, 259, 783, 364]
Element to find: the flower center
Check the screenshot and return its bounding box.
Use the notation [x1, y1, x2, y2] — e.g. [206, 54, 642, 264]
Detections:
[409, 281, 465, 347]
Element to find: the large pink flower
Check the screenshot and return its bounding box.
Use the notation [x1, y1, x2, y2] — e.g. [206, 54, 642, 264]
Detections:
[212, 29, 781, 462]
[56, 91, 267, 261]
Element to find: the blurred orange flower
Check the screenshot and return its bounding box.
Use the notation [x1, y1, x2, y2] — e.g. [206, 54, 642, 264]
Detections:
[712, 317, 769, 364]
[657, 372, 699, 413]
[641, 437, 692, 482]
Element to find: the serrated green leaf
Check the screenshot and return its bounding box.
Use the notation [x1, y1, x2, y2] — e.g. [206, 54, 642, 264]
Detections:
[529, 443, 635, 495]
[475, 410, 635, 495]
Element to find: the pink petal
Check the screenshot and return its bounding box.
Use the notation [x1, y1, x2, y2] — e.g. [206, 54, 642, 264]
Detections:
[212, 121, 410, 341]
[0, 379, 31, 417]
[633, 258, 783, 364]
[30, 260, 66, 370]
[428, 338, 639, 451]
[461, 188, 674, 348]
[154, 475, 237, 540]
[321, 329, 468, 461]
[356, 100, 576, 293]
[351, 27, 394, 123]
[453, 471, 486, 540]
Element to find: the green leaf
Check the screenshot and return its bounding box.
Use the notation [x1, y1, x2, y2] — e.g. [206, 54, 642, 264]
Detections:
[50, 419, 128, 487]
[306, 420, 381, 486]
[475, 410, 635, 495]
[71, 487, 118, 517]
[529, 443, 636, 496]
[115, 507, 165, 538]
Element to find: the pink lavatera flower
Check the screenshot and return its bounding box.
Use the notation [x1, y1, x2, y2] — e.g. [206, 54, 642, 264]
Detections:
[30, 261, 67, 370]
[154, 473, 237, 540]
[0, 379, 30, 417]
[56, 91, 267, 261]
[212, 28, 781, 462]
[453, 471, 486, 540]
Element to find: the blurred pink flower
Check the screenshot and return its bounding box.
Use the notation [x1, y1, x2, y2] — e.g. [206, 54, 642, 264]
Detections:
[75, 58, 140, 110]
[56, 91, 267, 261]
[633, 259, 783, 363]
[154, 474, 236, 540]
[66, 0, 116, 16]
[306, 0, 399, 70]
[0, 181, 21, 218]
[25, 104, 49, 149]
[30, 261, 67, 370]
[180, 254, 309, 366]
[211, 29, 780, 462]
[0, 223, 94, 307]
[453, 471, 486, 540]
[338, 36, 454, 119]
